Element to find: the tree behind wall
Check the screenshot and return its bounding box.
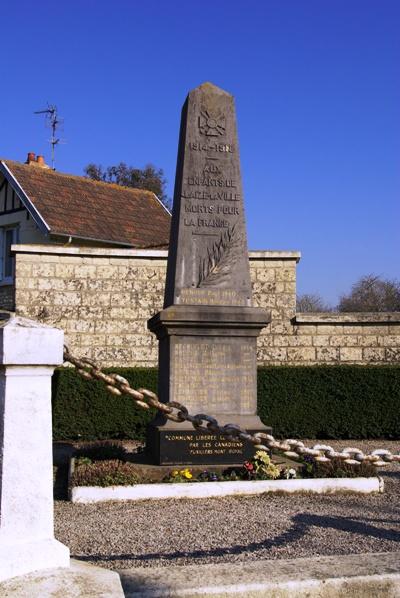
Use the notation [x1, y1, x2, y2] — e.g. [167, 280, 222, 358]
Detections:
[296, 293, 333, 312]
[338, 274, 400, 312]
[84, 162, 170, 209]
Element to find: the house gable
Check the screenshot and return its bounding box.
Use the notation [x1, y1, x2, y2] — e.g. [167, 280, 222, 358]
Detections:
[0, 160, 171, 248]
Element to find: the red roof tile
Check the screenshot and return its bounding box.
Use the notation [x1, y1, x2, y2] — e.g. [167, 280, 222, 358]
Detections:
[3, 160, 171, 248]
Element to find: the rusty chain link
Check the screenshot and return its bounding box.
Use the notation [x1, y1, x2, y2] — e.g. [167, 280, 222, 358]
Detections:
[63, 346, 400, 468]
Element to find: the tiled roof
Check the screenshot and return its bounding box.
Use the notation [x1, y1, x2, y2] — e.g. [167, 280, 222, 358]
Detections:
[2, 160, 171, 248]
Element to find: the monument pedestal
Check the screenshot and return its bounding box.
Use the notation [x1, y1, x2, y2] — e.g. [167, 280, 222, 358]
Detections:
[147, 305, 270, 465]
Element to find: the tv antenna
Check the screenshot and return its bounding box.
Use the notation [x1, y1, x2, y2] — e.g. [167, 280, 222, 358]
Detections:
[34, 103, 64, 169]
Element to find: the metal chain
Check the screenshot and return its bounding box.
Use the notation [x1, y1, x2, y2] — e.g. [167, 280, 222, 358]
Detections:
[63, 346, 400, 468]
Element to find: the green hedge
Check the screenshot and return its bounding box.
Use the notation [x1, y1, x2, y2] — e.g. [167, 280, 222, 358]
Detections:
[52, 365, 400, 441]
[52, 367, 157, 441]
[258, 365, 400, 439]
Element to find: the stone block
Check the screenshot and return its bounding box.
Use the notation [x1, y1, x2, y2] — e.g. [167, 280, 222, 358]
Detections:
[358, 335, 378, 347]
[78, 306, 105, 320]
[294, 324, 316, 335]
[386, 347, 400, 361]
[58, 255, 84, 264]
[73, 265, 98, 279]
[269, 322, 290, 335]
[287, 335, 312, 347]
[37, 278, 64, 291]
[363, 348, 386, 362]
[53, 292, 81, 306]
[110, 306, 139, 319]
[109, 258, 131, 265]
[16, 263, 32, 277]
[257, 334, 274, 347]
[81, 292, 110, 307]
[287, 347, 316, 362]
[96, 265, 120, 279]
[312, 335, 330, 347]
[329, 335, 358, 347]
[316, 347, 339, 361]
[80, 334, 106, 347]
[15, 277, 37, 290]
[383, 335, 400, 347]
[64, 332, 82, 346]
[39, 255, 60, 263]
[256, 268, 276, 282]
[93, 346, 131, 363]
[73, 346, 93, 359]
[66, 320, 96, 333]
[109, 292, 132, 306]
[55, 264, 75, 278]
[276, 294, 296, 308]
[82, 256, 109, 265]
[344, 325, 388, 335]
[284, 282, 296, 293]
[275, 268, 296, 282]
[339, 347, 363, 361]
[273, 335, 289, 347]
[315, 324, 344, 335]
[32, 263, 56, 278]
[15, 253, 39, 262]
[14, 289, 31, 306]
[261, 347, 288, 361]
[253, 295, 276, 309]
[95, 320, 130, 334]
[64, 279, 87, 291]
[270, 308, 285, 320]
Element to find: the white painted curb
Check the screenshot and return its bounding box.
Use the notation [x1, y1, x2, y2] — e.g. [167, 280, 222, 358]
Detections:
[71, 476, 383, 503]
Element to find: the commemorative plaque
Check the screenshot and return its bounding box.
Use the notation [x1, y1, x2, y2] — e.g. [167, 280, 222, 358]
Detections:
[148, 82, 271, 465]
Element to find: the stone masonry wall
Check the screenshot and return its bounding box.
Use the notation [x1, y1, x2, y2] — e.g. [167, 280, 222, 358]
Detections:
[12, 245, 400, 367]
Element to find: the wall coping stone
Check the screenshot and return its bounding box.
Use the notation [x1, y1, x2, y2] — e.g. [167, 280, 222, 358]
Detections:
[12, 244, 301, 262]
[295, 312, 400, 324]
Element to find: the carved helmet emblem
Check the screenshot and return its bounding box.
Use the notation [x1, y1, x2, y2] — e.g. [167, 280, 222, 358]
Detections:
[198, 110, 226, 136]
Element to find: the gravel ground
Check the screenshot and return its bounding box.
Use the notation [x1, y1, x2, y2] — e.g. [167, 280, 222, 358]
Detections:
[54, 440, 400, 570]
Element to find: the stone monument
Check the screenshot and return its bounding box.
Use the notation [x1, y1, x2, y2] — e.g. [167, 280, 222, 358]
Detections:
[148, 82, 270, 465]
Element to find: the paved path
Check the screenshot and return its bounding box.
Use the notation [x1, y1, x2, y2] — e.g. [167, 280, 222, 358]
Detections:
[54, 441, 400, 571]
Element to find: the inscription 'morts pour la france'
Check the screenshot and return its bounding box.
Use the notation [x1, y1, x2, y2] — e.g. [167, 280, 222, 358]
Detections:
[164, 82, 252, 308]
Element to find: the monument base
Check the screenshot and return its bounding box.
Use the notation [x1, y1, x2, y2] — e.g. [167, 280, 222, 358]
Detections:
[148, 304, 271, 466]
[147, 416, 272, 466]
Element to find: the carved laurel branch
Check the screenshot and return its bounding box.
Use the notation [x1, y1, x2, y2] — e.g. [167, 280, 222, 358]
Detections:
[197, 225, 242, 288]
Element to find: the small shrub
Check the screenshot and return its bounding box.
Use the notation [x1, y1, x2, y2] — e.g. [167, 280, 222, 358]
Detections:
[301, 456, 376, 478]
[72, 459, 141, 487]
[74, 440, 127, 461]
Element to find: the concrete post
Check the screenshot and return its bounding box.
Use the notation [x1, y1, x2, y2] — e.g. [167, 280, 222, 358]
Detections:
[0, 315, 70, 581]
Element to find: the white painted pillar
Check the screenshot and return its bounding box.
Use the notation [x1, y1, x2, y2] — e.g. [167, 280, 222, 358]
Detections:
[0, 315, 70, 581]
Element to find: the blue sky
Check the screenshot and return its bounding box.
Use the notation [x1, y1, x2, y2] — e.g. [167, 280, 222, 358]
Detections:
[2, 1, 399, 305]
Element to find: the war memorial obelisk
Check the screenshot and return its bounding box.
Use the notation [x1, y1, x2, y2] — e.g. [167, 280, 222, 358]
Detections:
[148, 82, 271, 465]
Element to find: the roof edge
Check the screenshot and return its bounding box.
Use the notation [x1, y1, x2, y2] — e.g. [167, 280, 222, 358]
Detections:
[0, 161, 50, 234]
[152, 192, 172, 216]
[50, 232, 133, 248]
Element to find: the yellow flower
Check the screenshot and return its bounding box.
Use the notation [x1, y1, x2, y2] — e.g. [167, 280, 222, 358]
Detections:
[184, 469, 193, 479]
[172, 470, 179, 477]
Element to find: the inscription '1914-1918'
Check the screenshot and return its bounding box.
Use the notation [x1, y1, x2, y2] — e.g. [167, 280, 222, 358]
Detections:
[188, 142, 234, 153]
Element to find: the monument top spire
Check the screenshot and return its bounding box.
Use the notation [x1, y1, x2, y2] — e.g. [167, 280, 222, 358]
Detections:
[191, 81, 232, 96]
[164, 79, 251, 308]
